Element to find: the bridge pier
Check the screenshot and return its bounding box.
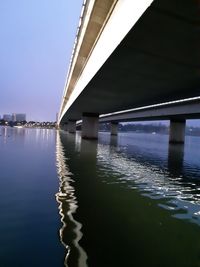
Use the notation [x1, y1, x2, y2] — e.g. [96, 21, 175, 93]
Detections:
[169, 119, 186, 144]
[62, 123, 68, 131]
[110, 122, 118, 136]
[68, 120, 76, 133]
[82, 113, 99, 139]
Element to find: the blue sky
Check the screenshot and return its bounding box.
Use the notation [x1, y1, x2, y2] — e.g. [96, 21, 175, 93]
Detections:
[0, 0, 83, 121]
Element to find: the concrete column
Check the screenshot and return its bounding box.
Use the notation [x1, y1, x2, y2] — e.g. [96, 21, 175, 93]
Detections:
[82, 113, 99, 139]
[63, 123, 68, 131]
[110, 122, 118, 136]
[68, 120, 76, 133]
[169, 119, 186, 144]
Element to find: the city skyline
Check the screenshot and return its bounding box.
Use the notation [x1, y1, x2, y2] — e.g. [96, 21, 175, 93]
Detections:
[0, 0, 83, 121]
[1, 113, 26, 122]
[0, 112, 56, 122]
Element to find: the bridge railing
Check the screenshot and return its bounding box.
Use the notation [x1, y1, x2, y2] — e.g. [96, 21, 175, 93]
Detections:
[59, 0, 93, 120]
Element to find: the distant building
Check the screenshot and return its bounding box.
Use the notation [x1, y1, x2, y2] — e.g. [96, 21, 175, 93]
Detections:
[3, 114, 12, 121]
[12, 113, 16, 121]
[12, 113, 26, 122]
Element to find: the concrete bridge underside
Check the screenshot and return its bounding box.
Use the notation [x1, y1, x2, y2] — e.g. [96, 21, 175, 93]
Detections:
[61, 0, 200, 122]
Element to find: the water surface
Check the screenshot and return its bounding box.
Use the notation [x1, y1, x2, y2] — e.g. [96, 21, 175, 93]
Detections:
[1, 127, 200, 267]
[58, 131, 200, 267]
[0, 127, 64, 266]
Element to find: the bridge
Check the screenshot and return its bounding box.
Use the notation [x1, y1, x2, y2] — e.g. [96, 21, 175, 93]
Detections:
[58, 0, 200, 143]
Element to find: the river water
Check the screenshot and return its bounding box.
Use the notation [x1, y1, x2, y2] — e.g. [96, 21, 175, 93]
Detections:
[1, 127, 200, 266]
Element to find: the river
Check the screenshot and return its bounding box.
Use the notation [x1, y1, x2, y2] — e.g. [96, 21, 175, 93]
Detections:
[1, 127, 200, 266]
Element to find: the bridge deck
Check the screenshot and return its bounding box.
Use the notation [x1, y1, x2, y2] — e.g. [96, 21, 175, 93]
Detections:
[60, 0, 200, 123]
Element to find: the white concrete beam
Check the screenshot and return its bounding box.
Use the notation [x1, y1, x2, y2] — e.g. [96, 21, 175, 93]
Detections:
[59, 0, 153, 123]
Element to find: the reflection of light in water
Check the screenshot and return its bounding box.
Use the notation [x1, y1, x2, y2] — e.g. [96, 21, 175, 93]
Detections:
[3, 126, 7, 143]
[97, 144, 200, 225]
[55, 132, 88, 267]
[36, 128, 40, 142]
[32, 129, 54, 147]
[75, 132, 81, 153]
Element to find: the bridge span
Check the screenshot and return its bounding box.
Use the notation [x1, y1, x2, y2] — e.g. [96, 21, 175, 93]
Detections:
[58, 0, 200, 143]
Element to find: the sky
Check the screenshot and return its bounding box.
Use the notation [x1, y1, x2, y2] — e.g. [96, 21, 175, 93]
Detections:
[0, 0, 83, 121]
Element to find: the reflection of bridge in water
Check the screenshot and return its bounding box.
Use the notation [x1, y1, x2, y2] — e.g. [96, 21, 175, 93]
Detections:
[57, 130, 200, 267]
[97, 135, 200, 225]
[60, 131, 200, 226]
[55, 132, 88, 267]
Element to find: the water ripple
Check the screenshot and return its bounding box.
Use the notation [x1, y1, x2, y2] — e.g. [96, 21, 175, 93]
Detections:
[97, 143, 200, 225]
